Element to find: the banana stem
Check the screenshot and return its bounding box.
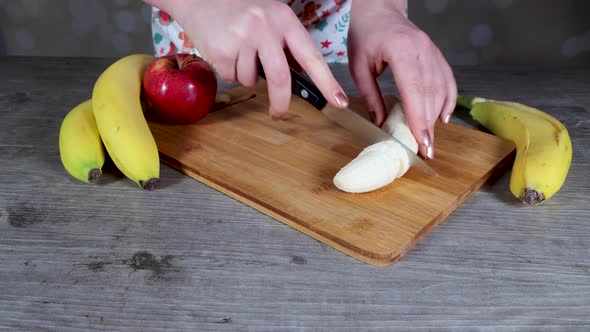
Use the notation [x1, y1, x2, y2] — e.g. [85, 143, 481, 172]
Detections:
[456, 95, 474, 109]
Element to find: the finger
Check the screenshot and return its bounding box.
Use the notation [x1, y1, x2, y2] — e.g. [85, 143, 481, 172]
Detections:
[427, 90, 443, 159]
[429, 63, 446, 139]
[258, 38, 291, 119]
[428, 49, 449, 127]
[429, 50, 450, 126]
[400, 88, 431, 159]
[423, 89, 437, 159]
[412, 92, 434, 159]
[201, 41, 238, 84]
[439, 58, 458, 124]
[236, 47, 258, 87]
[210, 55, 238, 84]
[284, 48, 302, 72]
[392, 66, 432, 159]
[349, 57, 387, 126]
[418, 64, 446, 159]
[392, 46, 452, 159]
[283, 20, 348, 109]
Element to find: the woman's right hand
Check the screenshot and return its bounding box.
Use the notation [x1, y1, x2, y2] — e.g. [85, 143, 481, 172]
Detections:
[145, 0, 349, 119]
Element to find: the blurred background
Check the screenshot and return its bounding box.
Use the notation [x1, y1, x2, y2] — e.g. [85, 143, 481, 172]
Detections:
[1, 0, 589, 66]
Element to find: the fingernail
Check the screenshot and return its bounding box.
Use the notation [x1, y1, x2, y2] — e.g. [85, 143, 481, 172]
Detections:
[421, 129, 434, 159]
[444, 113, 451, 124]
[422, 130, 431, 148]
[427, 145, 434, 159]
[334, 91, 349, 108]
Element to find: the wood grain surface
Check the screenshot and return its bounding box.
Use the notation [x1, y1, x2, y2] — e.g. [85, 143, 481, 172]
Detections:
[0, 56, 589, 331]
[148, 81, 515, 266]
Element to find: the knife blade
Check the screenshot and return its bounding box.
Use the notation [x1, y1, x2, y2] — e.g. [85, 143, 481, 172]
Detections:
[256, 61, 438, 176]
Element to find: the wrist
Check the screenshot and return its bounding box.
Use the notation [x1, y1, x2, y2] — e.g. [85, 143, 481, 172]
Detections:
[352, 0, 406, 16]
[387, 0, 406, 13]
[143, 0, 190, 17]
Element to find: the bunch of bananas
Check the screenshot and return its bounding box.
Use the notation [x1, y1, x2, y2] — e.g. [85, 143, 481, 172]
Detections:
[457, 96, 572, 205]
[59, 54, 160, 190]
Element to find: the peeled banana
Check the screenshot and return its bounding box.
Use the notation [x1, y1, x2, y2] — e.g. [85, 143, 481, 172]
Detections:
[333, 103, 418, 193]
[59, 99, 105, 184]
[92, 54, 160, 190]
[458, 96, 572, 205]
[333, 140, 412, 193]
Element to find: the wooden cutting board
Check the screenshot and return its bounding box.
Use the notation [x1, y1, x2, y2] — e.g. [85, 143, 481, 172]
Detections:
[148, 81, 515, 266]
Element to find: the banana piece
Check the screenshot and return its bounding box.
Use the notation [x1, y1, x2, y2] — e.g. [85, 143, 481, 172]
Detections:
[382, 102, 420, 155]
[333, 103, 418, 193]
[460, 96, 572, 205]
[92, 54, 160, 190]
[59, 99, 105, 184]
[333, 141, 410, 193]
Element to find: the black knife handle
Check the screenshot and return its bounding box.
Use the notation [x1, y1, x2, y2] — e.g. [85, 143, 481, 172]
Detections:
[257, 59, 327, 111]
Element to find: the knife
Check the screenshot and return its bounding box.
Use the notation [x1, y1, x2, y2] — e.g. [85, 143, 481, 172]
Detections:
[256, 61, 438, 176]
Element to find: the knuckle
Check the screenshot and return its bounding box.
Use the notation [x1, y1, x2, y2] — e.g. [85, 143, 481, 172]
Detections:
[392, 30, 433, 57]
[242, 79, 257, 87]
[244, 5, 269, 28]
[358, 92, 377, 106]
[415, 78, 448, 98]
[359, 95, 383, 114]
[436, 80, 448, 96]
[413, 82, 439, 97]
[207, 47, 232, 63]
[307, 48, 325, 66]
[264, 64, 290, 87]
[245, 4, 265, 18]
[212, 62, 236, 82]
[230, 5, 272, 42]
[238, 72, 257, 87]
[449, 78, 458, 97]
[228, 27, 246, 44]
[449, 84, 458, 99]
[394, 31, 415, 49]
[219, 72, 237, 84]
[413, 30, 433, 48]
[447, 88, 458, 108]
[272, 2, 294, 20]
[239, 79, 252, 87]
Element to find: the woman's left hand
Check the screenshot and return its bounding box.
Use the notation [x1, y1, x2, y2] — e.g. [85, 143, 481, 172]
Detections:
[347, 0, 457, 159]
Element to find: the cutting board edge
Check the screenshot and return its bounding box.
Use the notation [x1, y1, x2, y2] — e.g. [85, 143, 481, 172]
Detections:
[159, 143, 515, 267]
[396, 146, 516, 259]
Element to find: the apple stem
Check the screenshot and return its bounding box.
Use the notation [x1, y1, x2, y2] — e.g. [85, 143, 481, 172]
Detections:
[176, 54, 184, 70]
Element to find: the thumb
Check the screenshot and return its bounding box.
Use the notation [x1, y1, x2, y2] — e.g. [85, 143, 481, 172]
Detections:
[349, 60, 386, 126]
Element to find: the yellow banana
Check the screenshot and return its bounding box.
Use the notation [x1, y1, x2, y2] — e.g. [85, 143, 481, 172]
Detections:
[458, 96, 572, 205]
[92, 54, 160, 190]
[59, 99, 105, 184]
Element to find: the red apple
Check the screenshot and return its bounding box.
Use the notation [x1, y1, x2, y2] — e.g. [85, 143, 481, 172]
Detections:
[142, 53, 217, 125]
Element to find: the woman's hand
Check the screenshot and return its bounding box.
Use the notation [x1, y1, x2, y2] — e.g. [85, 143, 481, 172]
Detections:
[347, 0, 457, 159]
[145, 0, 349, 119]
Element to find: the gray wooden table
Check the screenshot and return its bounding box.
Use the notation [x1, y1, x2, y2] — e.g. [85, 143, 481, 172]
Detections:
[1, 56, 589, 331]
